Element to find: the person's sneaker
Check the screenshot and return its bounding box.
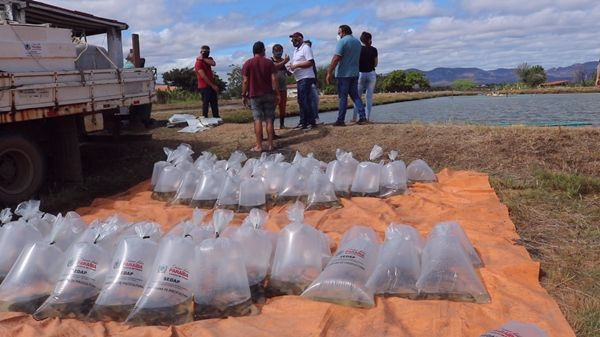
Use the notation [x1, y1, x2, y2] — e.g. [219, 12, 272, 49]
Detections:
[315, 118, 323, 125]
[300, 124, 309, 129]
[357, 118, 369, 125]
[293, 124, 303, 129]
[333, 121, 346, 127]
[304, 124, 313, 130]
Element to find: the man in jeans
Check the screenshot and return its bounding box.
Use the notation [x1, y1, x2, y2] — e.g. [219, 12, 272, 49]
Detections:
[194, 45, 220, 118]
[242, 41, 280, 152]
[326, 25, 367, 126]
[288, 32, 317, 129]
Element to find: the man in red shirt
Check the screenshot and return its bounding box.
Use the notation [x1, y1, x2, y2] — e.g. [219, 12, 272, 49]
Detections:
[241, 41, 280, 152]
[194, 45, 220, 118]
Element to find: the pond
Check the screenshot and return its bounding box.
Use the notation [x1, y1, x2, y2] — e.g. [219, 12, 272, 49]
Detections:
[286, 93, 600, 126]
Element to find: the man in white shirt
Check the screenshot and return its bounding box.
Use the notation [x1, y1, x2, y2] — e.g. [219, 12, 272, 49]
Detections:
[288, 32, 317, 129]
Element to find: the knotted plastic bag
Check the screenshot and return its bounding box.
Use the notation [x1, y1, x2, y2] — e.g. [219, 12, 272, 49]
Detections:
[191, 169, 227, 209]
[430, 221, 483, 267]
[166, 143, 194, 166]
[194, 236, 256, 320]
[194, 151, 217, 171]
[326, 149, 359, 198]
[170, 169, 202, 206]
[231, 209, 273, 303]
[215, 170, 242, 211]
[88, 222, 163, 322]
[33, 215, 131, 320]
[306, 167, 341, 210]
[152, 164, 186, 202]
[0, 204, 45, 283]
[301, 226, 380, 308]
[151, 161, 169, 187]
[254, 154, 287, 205]
[277, 164, 310, 204]
[0, 212, 86, 313]
[350, 145, 384, 197]
[0, 208, 12, 226]
[268, 202, 331, 296]
[238, 157, 258, 179]
[239, 177, 267, 213]
[365, 224, 423, 298]
[14, 200, 55, 237]
[415, 223, 490, 303]
[166, 209, 214, 243]
[125, 212, 206, 326]
[225, 150, 247, 172]
[379, 151, 408, 197]
[406, 159, 437, 183]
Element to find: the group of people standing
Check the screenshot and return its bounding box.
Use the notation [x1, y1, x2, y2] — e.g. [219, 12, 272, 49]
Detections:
[194, 24, 378, 152]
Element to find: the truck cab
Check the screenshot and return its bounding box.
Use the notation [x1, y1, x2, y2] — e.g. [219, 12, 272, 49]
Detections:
[0, 0, 156, 205]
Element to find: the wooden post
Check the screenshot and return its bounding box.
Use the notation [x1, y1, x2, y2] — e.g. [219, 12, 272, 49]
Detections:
[132, 34, 141, 68]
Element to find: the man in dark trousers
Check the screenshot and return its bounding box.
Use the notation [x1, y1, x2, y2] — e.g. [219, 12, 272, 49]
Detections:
[195, 45, 220, 118]
[242, 41, 280, 152]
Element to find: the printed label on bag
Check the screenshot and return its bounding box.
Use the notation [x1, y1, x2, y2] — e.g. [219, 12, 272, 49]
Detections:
[60, 256, 101, 289]
[105, 258, 147, 289]
[480, 329, 523, 337]
[327, 247, 367, 271]
[147, 263, 192, 301]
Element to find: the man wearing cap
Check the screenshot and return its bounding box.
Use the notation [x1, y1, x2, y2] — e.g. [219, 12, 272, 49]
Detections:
[326, 25, 367, 126]
[288, 32, 317, 129]
[241, 41, 280, 152]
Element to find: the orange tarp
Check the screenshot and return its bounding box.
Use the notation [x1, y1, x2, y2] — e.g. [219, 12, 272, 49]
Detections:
[0, 169, 576, 337]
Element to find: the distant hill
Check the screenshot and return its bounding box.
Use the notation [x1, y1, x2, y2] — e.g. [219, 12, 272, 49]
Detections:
[406, 61, 598, 86]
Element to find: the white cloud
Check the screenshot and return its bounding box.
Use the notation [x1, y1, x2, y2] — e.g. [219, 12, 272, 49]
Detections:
[460, 0, 598, 14]
[32, 0, 600, 81]
[42, 0, 178, 29]
[375, 0, 437, 19]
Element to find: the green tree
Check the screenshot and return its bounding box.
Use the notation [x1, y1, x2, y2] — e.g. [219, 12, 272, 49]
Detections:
[315, 65, 336, 94]
[381, 70, 408, 92]
[213, 73, 226, 93]
[374, 74, 386, 93]
[162, 67, 226, 94]
[405, 71, 430, 90]
[162, 67, 196, 92]
[227, 64, 243, 98]
[451, 78, 477, 91]
[516, 63, 547, 87]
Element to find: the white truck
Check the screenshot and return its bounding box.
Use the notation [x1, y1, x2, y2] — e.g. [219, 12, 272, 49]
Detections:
[0, 0, 156, 204]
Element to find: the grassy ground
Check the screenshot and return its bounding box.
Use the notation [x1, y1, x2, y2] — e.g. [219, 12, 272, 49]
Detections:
[39, 112, 599, 336]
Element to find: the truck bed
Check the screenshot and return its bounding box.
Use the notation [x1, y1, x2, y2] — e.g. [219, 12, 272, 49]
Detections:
[0, 67, 155, 124]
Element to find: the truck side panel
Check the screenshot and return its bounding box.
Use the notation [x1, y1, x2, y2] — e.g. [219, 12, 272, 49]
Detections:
[0, 68, 155, 124]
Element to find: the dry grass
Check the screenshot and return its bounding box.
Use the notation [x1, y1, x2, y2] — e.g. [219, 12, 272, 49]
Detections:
[40, 121, 600, 336]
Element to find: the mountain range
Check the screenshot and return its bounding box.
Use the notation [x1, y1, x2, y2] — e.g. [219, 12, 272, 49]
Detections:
[407, 61, 598, 86]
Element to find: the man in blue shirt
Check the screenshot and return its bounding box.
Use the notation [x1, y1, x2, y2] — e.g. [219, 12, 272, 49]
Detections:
[326, 24, 367, 126]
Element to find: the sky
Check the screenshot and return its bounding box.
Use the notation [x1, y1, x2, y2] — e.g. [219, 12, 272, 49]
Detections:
[43, 0, 600, 82]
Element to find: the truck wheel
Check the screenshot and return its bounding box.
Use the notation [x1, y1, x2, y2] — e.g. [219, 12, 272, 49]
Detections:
[0, 134, 45, 205]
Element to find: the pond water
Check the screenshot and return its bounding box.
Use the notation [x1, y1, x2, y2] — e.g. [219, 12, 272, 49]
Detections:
[285, 93, 600, 126]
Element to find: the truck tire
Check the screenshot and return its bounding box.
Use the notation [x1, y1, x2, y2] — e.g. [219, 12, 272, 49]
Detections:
[0, 134, 45, 206]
